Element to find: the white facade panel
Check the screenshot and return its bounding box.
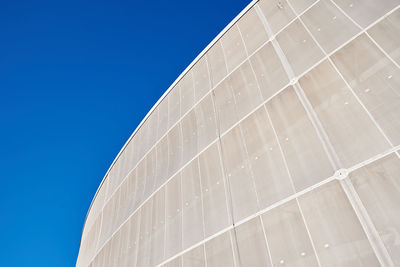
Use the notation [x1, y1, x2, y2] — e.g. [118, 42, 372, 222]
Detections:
[77, 1, 400, 266]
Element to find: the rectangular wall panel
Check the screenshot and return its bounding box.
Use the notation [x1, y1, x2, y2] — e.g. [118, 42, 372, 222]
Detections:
[240, 106, 294, 209]
[261, 200, 319, 267]
[194, 95, 217, 152]
[220, 126, 259, 222]
[331, 0, 398, 28]
[276, 19, 324, 76]
[182, 244, 206, 267]
[266, 86, 334, 191]
[250, 42, 289, 100]
[179, 72, 195, 117]
[206, 41, 228, 87]
[181, 160, 205, 249]
[198, 143, 231, 237]
[192, 56, 211, 102]
[331, 34, 400, 146]
[298, 180, 380, 266]
[165, 174, 182, 259]
[350, 154, 400, 265]
[168, 85, 181, 130]
[205, 231, 236, 267]
[299, 59, 390, 167]
[221, 25, 247, 72]
[150, 187, 165, 266]
[368, 9, 400, 65]
[258, 0, 296, 35]
[237, 7, 268, 55]
[235, 216, 271, 267]
[300, 0, 360, 53]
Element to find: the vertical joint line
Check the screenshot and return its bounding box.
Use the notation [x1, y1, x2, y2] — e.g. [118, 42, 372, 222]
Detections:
[255, 4, 296, 85]
[295, 199, 323, 267]
[339, 179, 395, 267]
[287, 0, 343, 172]
[236, 24, 249, 57]
[328, 57, 396, 150]
[196, 157, 208, 266]
[365, 32, 400, 69]
[210, 86, 242, 267]
[264, 105, 322, 267]
[259, 215, 275, 267]
[293, 84, 341, 170]
[291, 4, 395, 264]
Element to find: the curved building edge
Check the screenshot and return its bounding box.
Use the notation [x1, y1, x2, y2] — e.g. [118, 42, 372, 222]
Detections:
[79, 0, 259, 245]
[78, 1, 400, 266]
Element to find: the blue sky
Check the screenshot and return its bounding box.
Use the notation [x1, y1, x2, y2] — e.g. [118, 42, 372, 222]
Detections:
[0, 0, 248, 266]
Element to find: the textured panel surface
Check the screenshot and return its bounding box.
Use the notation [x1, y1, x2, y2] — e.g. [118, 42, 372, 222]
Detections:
[77, 1, 400, 266]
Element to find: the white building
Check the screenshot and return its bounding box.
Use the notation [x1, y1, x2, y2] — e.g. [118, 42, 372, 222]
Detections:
[77, 0, 400, 266]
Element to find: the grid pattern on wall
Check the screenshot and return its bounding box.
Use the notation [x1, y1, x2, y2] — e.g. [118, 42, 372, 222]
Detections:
[77, 0, 400, 266]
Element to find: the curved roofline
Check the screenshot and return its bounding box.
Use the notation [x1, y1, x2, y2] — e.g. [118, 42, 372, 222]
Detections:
[80, 0, 259, 242]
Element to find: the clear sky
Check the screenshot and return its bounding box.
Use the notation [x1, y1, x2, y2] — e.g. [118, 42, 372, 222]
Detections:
[0, 0, 248, 266]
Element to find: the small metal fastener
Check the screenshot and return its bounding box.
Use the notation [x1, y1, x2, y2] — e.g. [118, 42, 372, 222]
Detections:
[335, 168, 349, 180]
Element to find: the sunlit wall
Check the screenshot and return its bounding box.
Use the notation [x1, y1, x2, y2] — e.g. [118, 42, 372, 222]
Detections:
[77, 0, 400, 266]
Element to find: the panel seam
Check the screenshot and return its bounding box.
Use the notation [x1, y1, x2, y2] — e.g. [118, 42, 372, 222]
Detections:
[155, 145, 400, 267]
[289, 1, 397, 265]
[87, 6, 400, 264]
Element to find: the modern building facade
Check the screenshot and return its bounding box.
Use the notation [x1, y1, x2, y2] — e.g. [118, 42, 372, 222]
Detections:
[77, 0, 400, 266]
